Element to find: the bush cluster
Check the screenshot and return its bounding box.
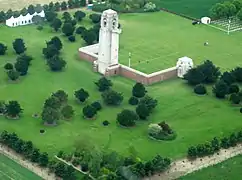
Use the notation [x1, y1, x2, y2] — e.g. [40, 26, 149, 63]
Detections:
[148, 122, 176, 141]
[0, 100, 23, 118]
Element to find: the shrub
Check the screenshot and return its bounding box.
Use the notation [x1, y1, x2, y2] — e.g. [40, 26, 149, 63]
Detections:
[89, 14, 101, 23]
[117, 109, 138, 127]
[194, 84, 207, 95]
[128, 96, 139, 105]
[95, 77, 112, 92]
[139, 95, 158, 113]
[4, 63, 13, 70]
[76, 26, 86, 35]
[52, 90, 68, 103]
[212, 80, 229, 98]
[72, 159, 80, 166]
[7, 70, 20, 81]
[37, 25, 43, 31]
[230, 93, 240, 104]
[5, 100, 23, 118]
[57, 150, 64, 158]
[0, 43, 7, 55]
[102, 89, 123, 106]
[148, 124, 162, 136]
[144, 2, 157, 12]
[136, 104, 150, 120]
[184, 68, 205, 85]
[232, 67, 242, 82]
[47, 55, 66, 71]
[74, 88, 89, 102]
[0, 101, 6, 114]
[61, 105, 74, 119]
[81, 162, 88, 172]
[68, 35, 76, 42]
[91, 101, 102, 111]
[103, 120, 110, 126]
[132, 82, 147, 98]
[83, 105, 97, 119]
[229, 84, 240, 94]
[220, 71, 236, 85]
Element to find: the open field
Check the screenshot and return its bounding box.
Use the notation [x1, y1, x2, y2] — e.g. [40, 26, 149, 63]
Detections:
[180, 155, 242, 180]
[0, 154, 42, 180]
[0, 12, 242, 164]
[119, 12, 242, 73]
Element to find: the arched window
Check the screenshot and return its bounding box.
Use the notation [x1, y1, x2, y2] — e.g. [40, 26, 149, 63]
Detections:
[103, 18, 107, 27]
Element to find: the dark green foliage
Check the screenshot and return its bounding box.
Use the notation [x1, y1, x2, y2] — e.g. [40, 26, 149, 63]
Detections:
[61, 1, 68, 10]
[95, 77, 113, 92]
[62, 23, 75, 36]
[132, 82, 147, 98]
[0, 11, 6, 23]
[7, 70, 20, 81]
[232, 67, 242, 82]
[139, 95, 158, 113]
[76, 26, 86, 35]
[32, 15, 44, 25]
[82, 29, 97, 45]
[35, 4, 43, 13]
[83, 105, 97, 118]
[221, 137, 230, 149]
[14, 58, 29, 76]
[0, 101, 6, 114]
[187, 146, 197, 158]
[17, 54, 33, 66]
[45, 11, 57, 22]
[20, 8, 28, 16]
[27, 4, 35, 15]
[81, 162, 89, 172]
[57, 150, 64, 158]
[51, 18, 62, 32]
[212, 80, 229, 98]
[117, 109, 138, 127]
[220, 71, 236, 85]
[43, 44, 59, 59]
[47, 36, 63, 51]
[4, 63, 13, 70]
[68, 35, 76, 42]
[61, 105, 74, 119]
[129, 96, 139, 105]
[37, 25, 43, 31]
[194, 84, 207, 95]
[211, 137, 220, 151]
[91, 101, 102, 111]
[41, 107, 60, 124]
[74, 10, 86, 21]
[62, 12, 72, 22]
[89, 13, 101, 23]
[5, 101, 23, 118]
[184, 68, 205, 85]
[44, 96, 61, 109]
[39, 152, 49, 167]
[12, 38, 26, 54]
[74, 88, 89, 102]
[47, 55, 67, 71]
[5, 9, 13, 19]
[230, 93, 240, 104]
[229, 84, 240, 94]
[0, 43, 7, 55]
[103, 120, 110, 126]
[136, 104, 149, 120]
[54, 2, 61, 11]
[52, 90, 68, 103]
[102, 89, 123, 106]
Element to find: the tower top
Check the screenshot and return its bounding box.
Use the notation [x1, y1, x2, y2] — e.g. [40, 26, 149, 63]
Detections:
[102, 9, 117, 16]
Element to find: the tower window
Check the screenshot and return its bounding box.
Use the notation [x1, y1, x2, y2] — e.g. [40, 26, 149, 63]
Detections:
[103, 18, 107, 27]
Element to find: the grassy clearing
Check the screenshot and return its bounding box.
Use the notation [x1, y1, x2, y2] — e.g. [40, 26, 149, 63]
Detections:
[180, 155, 242, 180]
[0, 154, 42, 180]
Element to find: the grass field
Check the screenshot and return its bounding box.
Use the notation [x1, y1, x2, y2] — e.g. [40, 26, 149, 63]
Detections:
[119, 12, 242, 73]
[180, 155, 242, 180]
[0, 154, 42, 180]
[0, 12, 242, 163]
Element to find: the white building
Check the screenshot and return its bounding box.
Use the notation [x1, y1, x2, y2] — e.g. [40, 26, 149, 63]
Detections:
[6, 10, 45, 27]
[97, 9, 121, 74]
[176, 56, 193, 78]
[201, 17, 211, 24]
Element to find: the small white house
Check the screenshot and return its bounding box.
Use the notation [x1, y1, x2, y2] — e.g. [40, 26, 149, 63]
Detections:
[6, 10, 45, 27]
[176, 56, 193, 78]
[201, 17, 211, 24]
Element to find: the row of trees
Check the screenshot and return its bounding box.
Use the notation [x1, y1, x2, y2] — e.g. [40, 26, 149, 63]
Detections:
[42, 36, 67, 71]
[187, 131, 242, 159]
[210, 0, 242, 20]
[0, 38, 27, 56]
[0, 100, 23, 118]
[0, 131, 77, 179]
[41, 90, 74, 125]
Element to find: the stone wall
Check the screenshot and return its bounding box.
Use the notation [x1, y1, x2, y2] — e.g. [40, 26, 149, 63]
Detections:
[78, 44, 98, 63]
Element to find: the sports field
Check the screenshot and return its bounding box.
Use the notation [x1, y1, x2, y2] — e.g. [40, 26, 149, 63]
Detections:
[180, 155, 242, 180]
[0, 154, 42, 180]
[119, 12, 242, 73]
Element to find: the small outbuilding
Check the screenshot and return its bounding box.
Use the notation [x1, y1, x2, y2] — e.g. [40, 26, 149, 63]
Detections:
[176, 56, 193, 78]
[201, 17, 211, 24]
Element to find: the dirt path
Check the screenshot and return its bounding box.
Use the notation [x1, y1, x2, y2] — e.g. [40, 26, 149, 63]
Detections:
[144, 144, 242, 180]
[0, 144, 56, 180]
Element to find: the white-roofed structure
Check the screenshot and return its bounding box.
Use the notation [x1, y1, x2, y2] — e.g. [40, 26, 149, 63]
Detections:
[6, 10, 45, 27]
[201, 17, 211, 24]
[176, 56, 193, 78]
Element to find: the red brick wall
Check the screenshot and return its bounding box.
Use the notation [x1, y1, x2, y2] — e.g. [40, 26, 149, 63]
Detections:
[79, 51, 97, 63]
[146, 68, 177, 85]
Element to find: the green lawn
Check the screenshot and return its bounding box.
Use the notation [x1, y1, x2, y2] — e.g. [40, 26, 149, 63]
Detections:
[119, 12, 242, 73]
[0, 154, 42, 180]
[180, 155, 242, 180]
[157, 0, 223, 18]
[0, 12, 242, 163]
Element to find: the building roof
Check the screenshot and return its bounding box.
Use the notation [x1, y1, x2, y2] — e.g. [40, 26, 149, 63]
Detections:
[103, 9, 117, 15]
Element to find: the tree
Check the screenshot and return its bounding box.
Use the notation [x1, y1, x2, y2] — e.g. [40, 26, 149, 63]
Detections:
[148, 124, 162, 136]
[211, 137, 220, 151]
[32, 15, 44, 25]
[27, 4, 35, 15]
[82, 30, 97, 45]
[5, 101, 23, 118]
[83, 105, 97, 119]
[220, 71, 235, 85]
[41, 107, 60, 124]
[48, 2, 55, 11]
[230, 93, 240, 104]
[136, 104, 150, 120]
[54, 2, 61, 11]
[184, 68, 205, 85]
[47, 36, 63, 51]
[0, 11, 6, 23]
[129, 96, 139, 105]
[20, 8, 28, 16]
[212, 80, 229, 98]
[76, 26, 86, 35]
[232, 0, 242, 12]
[43, 44, 59, 59]
[187, 146, 197, 158]
[47, 55, 66, 71]
[74, 88, 89, 102]
[61, 105, 74, 119]
[35, 4, 43, 13]
[51, 18, 62, 32]
[117, 109, 138, 127]
[39, 152, 49, 167]
[229, 84, 240, 94]
[74, 11, 86, 21]
[14, 59, 29, 76]
[68, 35, 76, 42]
[210, 3, 227, 18]
[0, 101, 6, 114]
[44, 96, 61, 109]
[89, 14, 101, 23]
[30, 148, 40, 162]
[102, 89, 123, 106]
[45, 11, 57, 22]
[61, 1, 68, 10]
[198, 60, 221, 83]
[0, 43, 7, 55]
[13, 38, 26, 54]
[132, 82, 146, 98]
[194, 84, 207, 95]
[62, 12, 72, 22]
[139, 95, 157, 113]
[52, 90, 68, 103]
[224, 1, 237, 18]
[62, 23, 75, 36]
[7, 70, 20, 81]
[237, 9, 242, 20]
[95, 77, 113, 91]
[232, 67, 242, 82]
[91, 101, 102, 111]
[4, 63, 13, 70]
[17, 54, 33, 66]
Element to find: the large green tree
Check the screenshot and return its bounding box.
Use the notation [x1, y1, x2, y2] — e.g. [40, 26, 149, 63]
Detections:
[95, 77, 113, 92]
[5, 101, 23, 118]
[74, 10, 86, 21]
[102, 89, 123, 106]
[74, 88, 89, 102]
[117, 109, 138, 127]
[132, 82, 147, 98]
[47, 36, 63, 51]
[41, 107, 60, 124]
[212, 80, 229, 98]
[83, 105, 97, 119]
[14, 59, 29, 76]
[47, 55, 66, 71]
[13, 38, 26, 54]
[0, 43, 7, 55]
[51, 18, 62, 32]
[62, 22, 75, 36]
